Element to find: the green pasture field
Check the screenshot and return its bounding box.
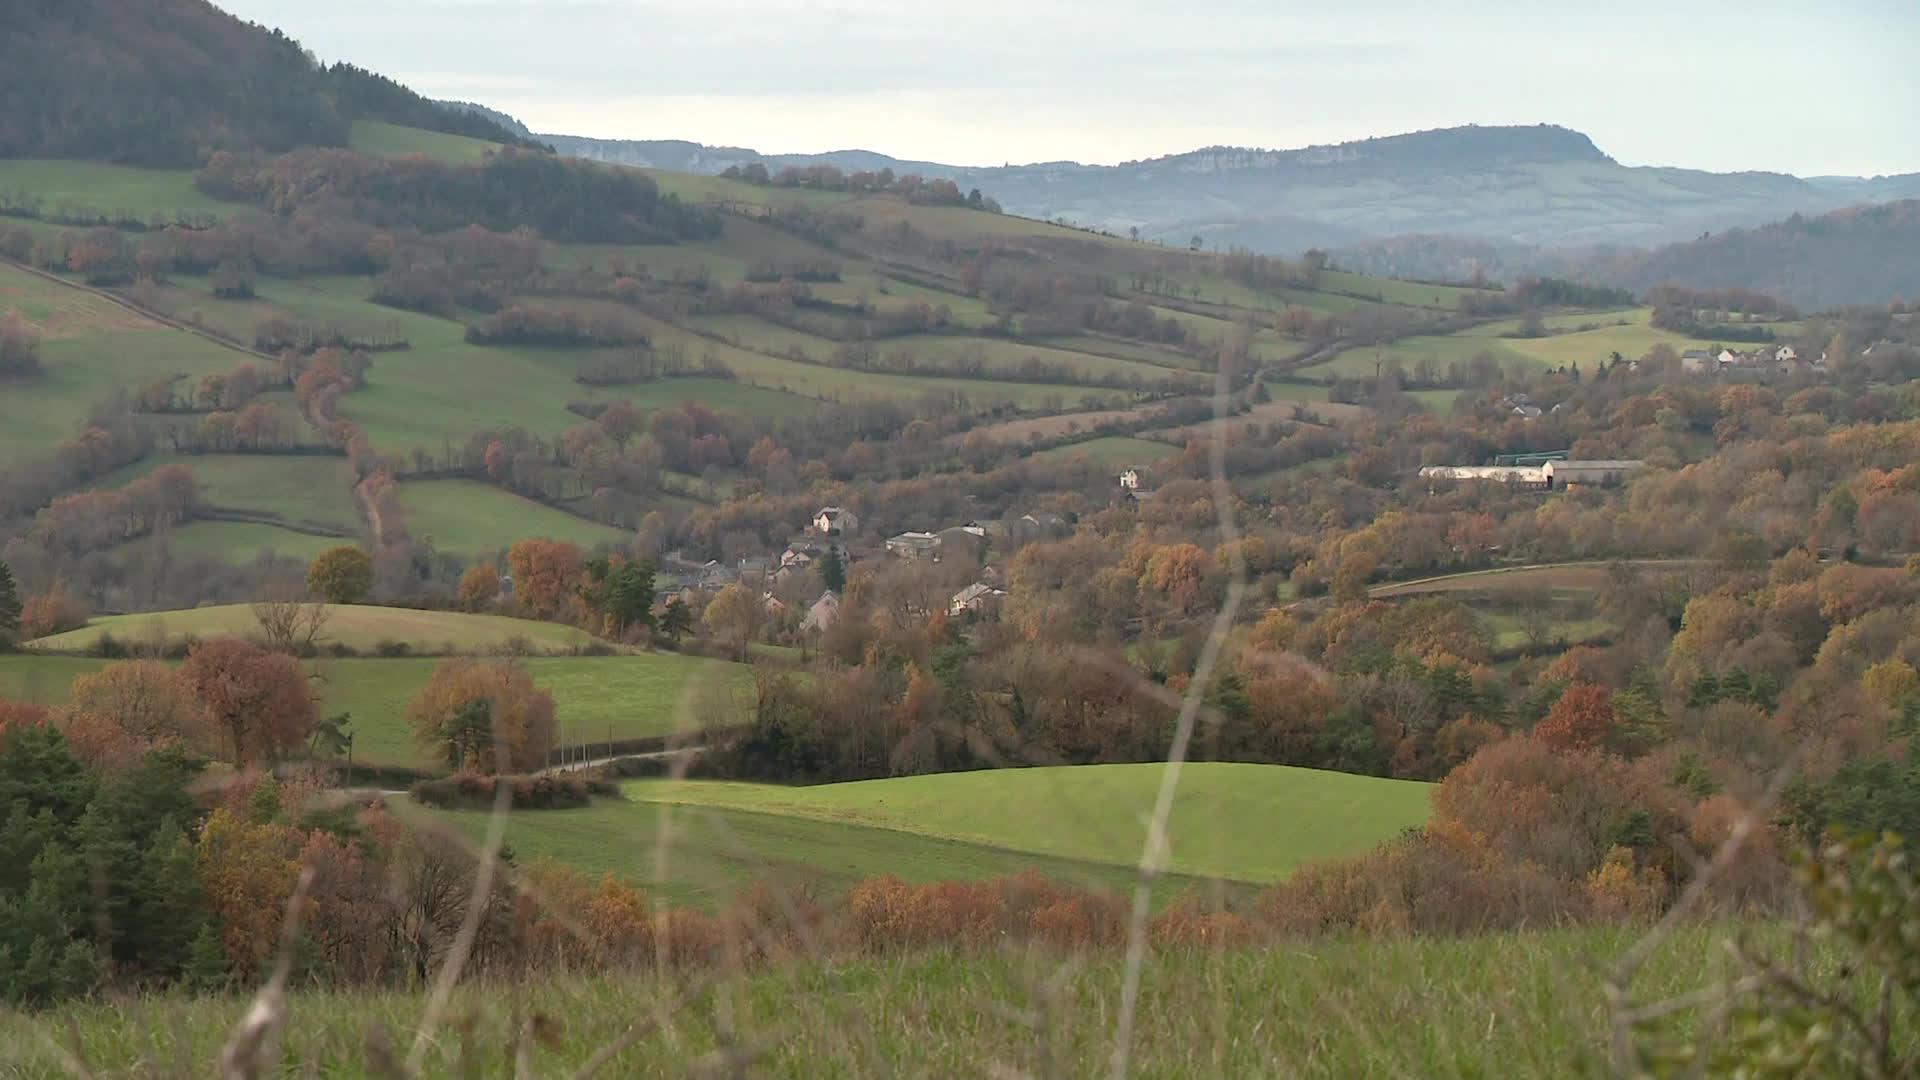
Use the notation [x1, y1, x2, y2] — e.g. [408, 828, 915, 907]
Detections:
[1306, 314, 1723, 378]
[26, 604, 595, 656]
[316, 652, 748, 770]
[619, 311, 1133, 412]
[884, 333, 1205, 385]
[1036, 333, 1206, 370]
[1027, 436, 1178, 468]
[0, 262, 243, 462]
[429, 793, 1224, 911]
[625, 762, 1431, 884]
[97, 453, 361, 533]
[121, 520, 344, 564]
[0, 648, 745, 771]
[1264, 379, 1462, 412]
[1314, 268, 1490, 310]
[0, 924, 1815, 1078]
[143, 274, 412, 347]
[395, 480, 630, 557]
[1368, 560, 1702, 599]
[347, 120, 500, 163]
[0, 158, 235, 221]
[0, 654, 111, 704]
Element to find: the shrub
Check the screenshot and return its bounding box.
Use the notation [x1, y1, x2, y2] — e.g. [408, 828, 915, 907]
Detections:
[18, 586, 89, 639]
[408, 771, 598, 810]
[88, 631, 127, 659]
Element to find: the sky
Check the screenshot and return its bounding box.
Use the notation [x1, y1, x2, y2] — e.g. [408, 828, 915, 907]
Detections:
[220, 0, 1920, 177]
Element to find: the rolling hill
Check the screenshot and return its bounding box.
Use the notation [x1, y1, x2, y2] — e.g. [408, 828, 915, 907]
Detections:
[534, 122, 1920, 257]
[0, 0, 537, 166]
[430, 762, 1431, 907]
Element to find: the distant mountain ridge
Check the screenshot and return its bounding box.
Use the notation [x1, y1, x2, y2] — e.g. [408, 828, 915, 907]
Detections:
[528, 121, 1920, 262]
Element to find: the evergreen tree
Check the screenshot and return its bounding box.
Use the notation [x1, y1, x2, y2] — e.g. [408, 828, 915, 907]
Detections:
[0, 559, 19, 640]
[182, 924, 232, 994]
[659, 598, 694, 644]
[818, 549, 846, 594]
[582, 557, 657, 635]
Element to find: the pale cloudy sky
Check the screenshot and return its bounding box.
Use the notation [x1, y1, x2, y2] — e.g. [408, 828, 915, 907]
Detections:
[222, 0, 1920, 176]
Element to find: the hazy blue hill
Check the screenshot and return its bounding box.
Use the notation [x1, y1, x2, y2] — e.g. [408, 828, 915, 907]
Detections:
[1582, 198, 1920, 310]
[533, 122, 1915, 263]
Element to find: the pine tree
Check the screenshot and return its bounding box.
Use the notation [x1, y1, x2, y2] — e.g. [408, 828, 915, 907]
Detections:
[182, 924, 232, 994]
[818, 549, 846, 594]
[659, 597, 693, 644]
[0, 559, 19, 639]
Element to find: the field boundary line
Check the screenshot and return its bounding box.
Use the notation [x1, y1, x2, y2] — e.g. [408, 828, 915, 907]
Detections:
[1368, 558, 1707, 596]
[1, 254, 282, 365]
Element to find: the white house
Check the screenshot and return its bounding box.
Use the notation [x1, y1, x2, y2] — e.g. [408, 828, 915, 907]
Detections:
[1118, 468, 1143, 491]
[801, 591, 840, 632]
[949, 582, 1007, 617]
[813, 506, 857, 535]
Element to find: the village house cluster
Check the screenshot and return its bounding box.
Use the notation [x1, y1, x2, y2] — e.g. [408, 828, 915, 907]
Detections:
[648, 498, 1089, 641]
[1679, 344, 1826, 377]
[1418, 453, 1644, 490]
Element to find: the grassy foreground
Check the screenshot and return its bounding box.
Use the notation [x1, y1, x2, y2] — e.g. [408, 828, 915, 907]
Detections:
[0, 925, 1788, 1077]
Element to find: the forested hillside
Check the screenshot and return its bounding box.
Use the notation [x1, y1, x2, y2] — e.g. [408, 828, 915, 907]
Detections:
[0, 0, 537, 166]
[1584, 199, 1920, 310]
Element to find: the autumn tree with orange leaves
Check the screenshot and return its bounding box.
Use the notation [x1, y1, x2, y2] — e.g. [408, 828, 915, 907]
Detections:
[178, 639, 317, 766]
[506, 538, 584, 620]
[64, 660, 212, 764]
[407, 659, 557, 773]
[458, 560, 500, 612]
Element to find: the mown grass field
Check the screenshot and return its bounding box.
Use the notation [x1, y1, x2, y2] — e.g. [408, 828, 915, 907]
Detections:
[395, 480, 631, 557]
[0, 925, 1798, 1078]
[26, 604, 595, 655]
[625, 763, 1430, 884]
